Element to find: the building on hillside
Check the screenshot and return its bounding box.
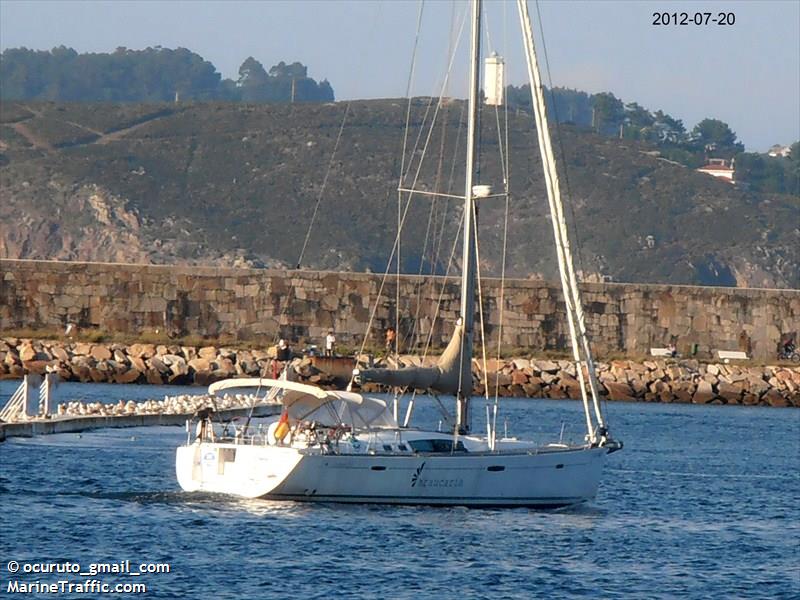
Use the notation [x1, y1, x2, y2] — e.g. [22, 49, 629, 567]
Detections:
[696, 158, 735, 184]
[767, 144, 791, 158]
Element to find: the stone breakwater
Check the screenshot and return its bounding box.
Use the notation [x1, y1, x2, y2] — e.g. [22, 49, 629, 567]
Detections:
[2, 259, 799, 361]
[466, 357, 799, 408]
[0, 338, 797, 407]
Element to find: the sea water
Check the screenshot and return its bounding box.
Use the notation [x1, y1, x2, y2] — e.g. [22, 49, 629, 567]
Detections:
[0, 381, 797, 599]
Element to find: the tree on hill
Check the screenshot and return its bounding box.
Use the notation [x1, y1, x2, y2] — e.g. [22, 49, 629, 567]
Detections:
[689, 118, 744, 158]
[735, 140, 799, 195]
[235, 58, 333, 103]
[0, 46, 335, 103]
[790, 141, 800, 162]
[269, 61, 307, 78]
[237, 57, 270, 102]
[591, 92, 624, 135]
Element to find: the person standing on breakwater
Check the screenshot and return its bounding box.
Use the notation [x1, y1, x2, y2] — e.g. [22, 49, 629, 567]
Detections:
[276, 339, 291, 362]
[385, 326, 396, 356]
[325, 330, 336, 357]
[271, 339, 292, 378]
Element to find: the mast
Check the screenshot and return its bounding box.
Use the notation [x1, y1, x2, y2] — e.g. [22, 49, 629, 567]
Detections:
[516, 0, 608, 443]
[456, 0, 482, 435]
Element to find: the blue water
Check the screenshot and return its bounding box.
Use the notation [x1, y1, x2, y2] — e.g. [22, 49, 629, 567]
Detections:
[1, 382, 798, 599]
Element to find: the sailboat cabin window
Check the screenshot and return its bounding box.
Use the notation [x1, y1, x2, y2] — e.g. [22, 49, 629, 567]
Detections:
[408, 439, 467, 453]
[382, 444, 393, 452]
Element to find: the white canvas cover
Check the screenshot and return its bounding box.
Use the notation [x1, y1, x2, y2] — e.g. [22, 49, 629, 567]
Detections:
[208, 378, 397, 429]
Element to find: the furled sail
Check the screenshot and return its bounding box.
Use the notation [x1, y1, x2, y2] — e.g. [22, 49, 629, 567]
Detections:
[354, 324, 469, 396]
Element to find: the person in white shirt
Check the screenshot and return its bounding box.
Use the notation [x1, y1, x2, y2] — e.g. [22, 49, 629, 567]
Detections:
[325, 331, 336, 357]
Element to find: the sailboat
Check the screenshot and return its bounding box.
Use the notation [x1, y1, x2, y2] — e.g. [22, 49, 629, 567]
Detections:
[176, 0, 622, 507]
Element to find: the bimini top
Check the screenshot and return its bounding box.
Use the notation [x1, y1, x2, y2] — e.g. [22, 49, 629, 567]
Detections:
[208, 377, 397, 429]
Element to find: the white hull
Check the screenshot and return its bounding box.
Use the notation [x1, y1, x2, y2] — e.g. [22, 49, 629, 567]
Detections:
[176, 440, 608, 508]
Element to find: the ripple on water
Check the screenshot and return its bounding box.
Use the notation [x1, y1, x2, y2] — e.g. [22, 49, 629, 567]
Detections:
[1, 389, 798, 599]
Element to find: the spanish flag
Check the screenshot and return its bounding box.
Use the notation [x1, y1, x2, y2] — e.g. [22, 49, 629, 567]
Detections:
[274, 410, 290, 443]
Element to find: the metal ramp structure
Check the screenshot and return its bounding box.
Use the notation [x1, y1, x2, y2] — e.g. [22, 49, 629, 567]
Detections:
[0, 373, 59, 422]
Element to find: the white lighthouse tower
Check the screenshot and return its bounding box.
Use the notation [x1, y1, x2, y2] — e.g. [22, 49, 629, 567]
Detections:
[484, 52, 505, 106]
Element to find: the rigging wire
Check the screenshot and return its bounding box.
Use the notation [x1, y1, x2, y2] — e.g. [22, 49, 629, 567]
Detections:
[403, 207, 465, 426]
[395, 0, 465, 358]
[403, 1, 463, 353]
[399, 0, 427, 187]
[533, 0, 610, 424]
[351, 5, 467, 366]
[295, 102, 352, 270]
[472, 200, 490, 401]
[350, 3, 469, 381]
[284, 1, 386, 340]
[533, 0, 587, 279]
[493, 0, 512, 437]
[395, 0, 427, 360]
[485, 88, 511, 409]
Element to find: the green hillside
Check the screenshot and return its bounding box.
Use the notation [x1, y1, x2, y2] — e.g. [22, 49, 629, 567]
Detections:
[0, 99, 797, 288]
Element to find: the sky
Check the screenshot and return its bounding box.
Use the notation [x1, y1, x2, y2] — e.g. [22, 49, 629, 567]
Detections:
[1, 0, 798, 151]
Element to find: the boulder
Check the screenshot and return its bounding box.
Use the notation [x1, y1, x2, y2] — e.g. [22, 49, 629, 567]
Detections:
[746, 376, 769, 396]
[148, 356, 169, 374]
[169, 358, 189, 377]
[115, 368, 142, 384]
[692, 380, 715, 404]
[90, 345, 112, 361]
[51, 346, 69, 362]
[129, 356, 147, 372]
[511, 370, 529, 386]
[630, 376, 648, 397]
[511, 358, 530, 371]
[188, 358, 212, 372]
[22, 360, 50, 375]
[604, 381, 635, 402]
[534, 360, 560, 374]
[214, 357, 236, 376]
[672, 382, 695, 403]
[762, 388, 788, 408]
[489, 372, 512, 387]
[129, 343, 156, 359]
[73, 342, 93, 356]
[19, 344, 36, 362]
[198, 346, 218, 360]
[7, 364, 24, 378]
[522, 382, 543, 397]
[717, 382, 743, 404]
[145, 369, 164, 385]
[71, 364, 91, 382]
[560, 375, 584, 400]
[509, 384, 527, 398]
[89, 368, 106, 383]
[55, 366, 72, 381]
[742, 392, 759, 405]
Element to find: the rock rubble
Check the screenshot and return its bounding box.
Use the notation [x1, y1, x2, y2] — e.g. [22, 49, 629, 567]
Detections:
[1, 338, 797, 407]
